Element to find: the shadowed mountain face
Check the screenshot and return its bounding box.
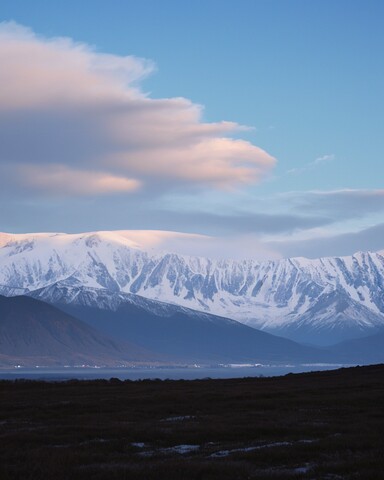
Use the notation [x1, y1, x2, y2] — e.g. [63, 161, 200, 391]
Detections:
[29, 284, 326, 364]
[329, 329, 384, 364]
[0, 295, 159, 367]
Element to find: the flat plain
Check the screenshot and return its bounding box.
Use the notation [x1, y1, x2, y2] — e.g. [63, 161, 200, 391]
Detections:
[1, 364, 383, 479]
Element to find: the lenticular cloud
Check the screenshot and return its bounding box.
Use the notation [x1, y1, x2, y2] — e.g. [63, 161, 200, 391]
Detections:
[0, 22, 276, 197]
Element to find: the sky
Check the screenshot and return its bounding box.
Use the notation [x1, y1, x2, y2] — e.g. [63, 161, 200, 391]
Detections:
[0, 0, 383, 260]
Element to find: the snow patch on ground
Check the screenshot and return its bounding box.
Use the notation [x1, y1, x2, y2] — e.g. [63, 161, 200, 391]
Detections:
[138, 444, 200, 456]
[210, 439, 317, 458]
[161, 415, 196, 422]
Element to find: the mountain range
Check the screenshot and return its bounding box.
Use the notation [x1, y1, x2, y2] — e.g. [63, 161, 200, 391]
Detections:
[1, 230, 383, 347]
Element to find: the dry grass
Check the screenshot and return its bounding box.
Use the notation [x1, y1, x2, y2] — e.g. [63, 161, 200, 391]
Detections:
[0, 364, 383, 479]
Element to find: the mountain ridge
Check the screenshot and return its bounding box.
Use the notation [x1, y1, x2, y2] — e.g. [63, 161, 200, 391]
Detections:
[1, 230, 383, 345]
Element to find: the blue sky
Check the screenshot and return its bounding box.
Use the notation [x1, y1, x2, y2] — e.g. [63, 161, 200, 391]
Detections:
[0, 0, 383, 259]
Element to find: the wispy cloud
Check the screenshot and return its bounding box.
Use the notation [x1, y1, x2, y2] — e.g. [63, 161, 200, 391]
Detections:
[155, 188, 384, 236]
[312, 154, 335, 165]
[144, 209, 332, 236]
[287, 153, 335, 175]
[269, 223, 384, 259]
[0, 22, 276, 198]
[108, 230, 282, 261]
[282, 188, 384, 219]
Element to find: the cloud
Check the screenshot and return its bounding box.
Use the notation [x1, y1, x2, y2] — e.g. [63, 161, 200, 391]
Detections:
[0, 22, 276, 197]
[151, 188, 384, 238]
[284, 189, 384, 219]
[155, 232, 282, 261]
[287, 153, 335, 175]
[115, 223, 384, 261]
[144, 209, 332, 235]
[269, 223, 384, 259]
[86, 230, 283, 261]
[312, 154, 335, 165]
[5, 164, 141, 196]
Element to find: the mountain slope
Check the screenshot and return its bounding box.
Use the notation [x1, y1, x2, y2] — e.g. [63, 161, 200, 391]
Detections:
[329, 329, 384, 364]
[271, 289, 384, 345]
[29, 283, 324, 364]
[1, 230, 384, 345]
[0, 295, 158, 366]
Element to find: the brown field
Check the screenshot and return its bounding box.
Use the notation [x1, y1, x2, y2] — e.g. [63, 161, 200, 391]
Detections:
[1, 364, 384, 479]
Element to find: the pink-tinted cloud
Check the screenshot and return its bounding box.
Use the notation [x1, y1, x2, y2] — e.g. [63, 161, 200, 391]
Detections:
[0, 22, 276, 197]
[7, 164, 140, 196]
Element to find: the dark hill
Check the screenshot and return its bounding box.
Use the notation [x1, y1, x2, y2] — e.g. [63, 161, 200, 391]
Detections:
[0, 295, 159, 366]
[330, 329, 384, 364]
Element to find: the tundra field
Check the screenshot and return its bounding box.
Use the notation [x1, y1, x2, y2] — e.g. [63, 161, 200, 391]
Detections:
[1, 364, 384, 480]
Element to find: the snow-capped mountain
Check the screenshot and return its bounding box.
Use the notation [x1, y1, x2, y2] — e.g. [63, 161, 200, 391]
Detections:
[1, 230, 384, 345]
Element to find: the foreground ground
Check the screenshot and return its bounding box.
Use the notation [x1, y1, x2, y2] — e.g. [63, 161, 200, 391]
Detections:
[0, 365, 383, 479]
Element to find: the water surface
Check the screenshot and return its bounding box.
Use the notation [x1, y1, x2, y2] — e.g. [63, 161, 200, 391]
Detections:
[0, 363, 351, 381]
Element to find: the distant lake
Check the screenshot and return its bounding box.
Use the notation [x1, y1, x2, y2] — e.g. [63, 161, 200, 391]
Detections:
[0, 363, 353, 381]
